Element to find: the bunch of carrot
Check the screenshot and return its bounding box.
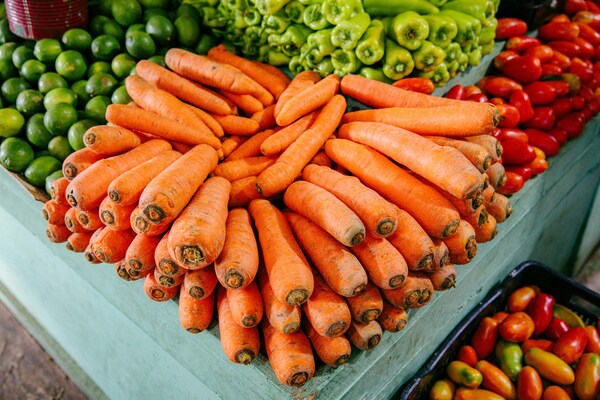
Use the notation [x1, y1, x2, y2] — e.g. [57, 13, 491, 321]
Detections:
[39, 48, 512, 388]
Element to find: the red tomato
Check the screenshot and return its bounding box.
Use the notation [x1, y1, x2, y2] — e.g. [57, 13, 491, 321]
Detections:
[570, 57, 595, 83]
[548, 40, 582, 59]
[458, 345, 478, 367]
[522, 107, 556, 130]
[500, 312, 536, 342]
[541, 63, 564, 78]
[471, 317, 500, 359]
[444, 84, 466, 100]
[521, 339, 555, 354]
[538, 22, 580, 41]
[495, 128, 529, 142]
[584, 326, 600, 354]
[557, 112, 585, 138]
[480, 76, 523, 99]
[548, 50, 572, 70]
[524, 81, 558, 105]
[498, 171, 525, 194]
[553, 327, 588, 364]
[550, 97, 574, 118]
[576, 22, 600, 45]
[506, 36, 542, 53]
[527, 148, 550, 175]
[497, 103, 521, 128]
[496, 18, 528, 40]
[518, 366, 544, 400]
[464, 85, 483, 97]
[494, 50, 520, 70]
[489, 97, 505, 105]
[572, 95, 587, 110]
[392, 77, 435, 94]
[501, 139, 537, 165]
[507, 286, 538, 312]
[492, 311, 510, 324]
[545, 317, 571, 341]
[502, 56, 543, 84]
[524, 129, 561, 156]
[579, 83, 595, 101]
[527, 293, 555, 336]
[468, 93, 489, 102]
[524, 45, 554, 63]
[587, 1, 600, 12]
[573, 10, 600, 31]
[575, 36, 596, 59]
[548, 126, 569, 144]
[506, 165, 533, 181]
[565, 0, 589, 14]
[544, 80, 571, 97]
[509, 89, 535, 122]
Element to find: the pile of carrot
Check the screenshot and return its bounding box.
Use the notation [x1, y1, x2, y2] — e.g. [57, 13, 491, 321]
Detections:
[40, 48, 512, 388]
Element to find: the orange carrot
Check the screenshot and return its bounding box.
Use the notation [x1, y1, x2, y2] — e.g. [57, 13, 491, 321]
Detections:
[465, 135, 503, 162]
[83, 125, 142, 156]
[137, 144, 218, 233]
[186, 104, 224, 138]
[429, 238, 450, 272]
[90, 227, 135, 264]
[338, 122, 484, 200]
[485, 162, 507, 189]
[303, 274, 351, 337]
[214, 208, 259, 289]
[302, 164, 398, 238]
[106, 105, 221, 148]
[302, 318, 351, 367]
[413, 272, 435, 308]
[50, 177, 70, 206]
[251, 104, 277, 130]
[349, 235, 408, 290]
[310, 151, 331, 167]
[179, 282, 214, 332]
[324, 139, 460, 239]
[275, 70, 321, 118]
[217, 287, 260, 364]
[107, 150, 181, 205]
[487, 193, 512, 223]
[183, 266, 218, 300]
[259, 268, 301, 334]
[429, 180, 483, 215]
[226, 281, 263, 328]
[41, 199, 70, 225]
[219, 136, 248, 159]
[125, 262, 153, 280]
[259, 112, 315, 156]
[211, 114, 261, 136]
[46, 222, 71, 243]
[427, 136, 493, 172]
[212, 155, 277, 182]
[262, 319, 315, 387]
[460, 204, 489, 229]
[251, 60, 292, 92]
[285, 211, 367, 297]
[115, 260, 133, 281]
[135, 59, 234, 115]
[346, 282, 383, 323]
[167, 177, 230, 269]
[276, 74, 340, 126]
[153, 267, 184, 288]
[130, 205, 171, 237]
[66, 139, 172, 210]
[474, 214, 498, 243]
[99, 197, 136, 231]
[221, 92, 264, 115]
[226, 129, 276, 161]
[248, 199, 314, 305]
[428, 264, 457, 291]
[482, 184, 495, 206]
[83, 228, 103, 263]
[65, 231, 93, 252]
[154, 234, 186, 280]
[382, 272, 427, 309]
[378, 301, 409, 333]
[342, 104, 499, 138]
[228, 176, 267, 208]
[169, 141, 192, 154]
[346, 320, 383, 351]
[443, 220, 477, 265]
[386, 207, 435, 271]
[126, 233, 161, 272]
[64, 207, 87, 233]
[62, 148, 104, 180]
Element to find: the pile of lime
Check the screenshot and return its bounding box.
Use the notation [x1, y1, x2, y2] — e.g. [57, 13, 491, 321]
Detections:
[0, 0, 216, 195]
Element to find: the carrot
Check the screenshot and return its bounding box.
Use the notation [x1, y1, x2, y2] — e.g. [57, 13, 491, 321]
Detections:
[324, 139, 460, 239]
[349, 235, 408, 290]
[90, 227, 135, 264]
[482, 184, 495, 206]
[115, 260, 133, 281]
[485, 162, 507, 189]
[429, 238, 451, 272]
[226, 281, 263, 328]
[251, 60, 292, 90]
[378, 301, 409, 333]
[106, 105, 221, 149]
[167, 177, 230, 269]
[248, 199, 314, 305]
[137, 144, 218, 233]
[431, 181, 484, 215]
[302, 318, 351, 367]
[168, 141, 192, 154]
[459, 202, 488, 228]
[251, 104, 276, 130]
[216, 287, 260, 364]
[346, 320, 383, 351]
[66, 139, 172, 210]
[474, 214, 498, 243]
[186, 104, 224, 138]
[50, 177, 70, 206]
[285, 211, 367, 297]
[309, 151, 331, 168]
[45, 222, 70, 243]
[443, 220, 478, 265]
[226, 129, 276, 161]
[465, 135, 503, 162]
[214, 208, 259, 289]
[221, 92, 264, 115]
[428, 264, 457, 291]
[64, 207, 87, 233]
[275, 70, 321, 118]
[427, 136, 493, 172]
[209, 44, 288, 99]
[83, 125, 142, 156]
[275, 74, 340, 126]
[303, 274, 351, 337]
[99, 197, 136, 231]
[262, 319, 315, 387]
[228, 176, 267, 208]
[183, 265, 218, 300]
[65, 231, 93, 253]
[212, 156, 277, 182]
[178, 281, 214, 332]
[41, 199, 70, 225]
[259, 112, 315, 156]
[124, 261, 152, 280]
[130, 205, 171, 236]
[62, 148, 104, 180]
[83, 228, 103, 263]
[219, 136, 247, 160]
[382, 272, 428, 309]
[135, 59, 234, 115]
[386, 207, 435, 271]
[259, 269, 301, 334]
[154, 231, 187, 278]
[341, 104, 499, 138]
[346, 282, 384, 323]
[145, 272, 179, 302]
[153, 267, 184, 288]
[338, 122, 484, 200]
[211, 114, 260, 136]
[414, 272, 435, 308]
[487, 193, 512, 223]
[125, 233, 161, 272]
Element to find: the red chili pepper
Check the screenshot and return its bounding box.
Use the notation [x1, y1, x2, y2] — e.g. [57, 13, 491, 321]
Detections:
[524, 45, 555, 64]
[551, 13, 573, 23]
[584, 325, 600, 354]
[524, 129, 561, 156]
[524, 81, 558, 105]
[550, 97, 574, 118]
[471, 317, 499, 359]
[577, 22, 600, 45]
[518, 366, 544, 400]
[545, 317, 571, 341]
[494, 50, 521, 70]
[548, 126, 569, 144]
[521, 339, 555, 354]
[572, 95, 587, 109]
[496, 128, 530, 142]
[565, 0, 589, 15]
[492, 311, 510, 324]
[496, 103, 521, 128]
[502, 55, 543, 84]
[573, 10, 600, 31]
[548, 51, 573, 70]
[509, 90, 535, 122]
[479, 76, 523, 99]
[506, 165, 533, 181]
[587, 1, 600, 12]
[526, 147, 549, 175]
[553, 327, 588, 364]
[392, 77, 435, 94]
[541, 63, 564, 78]
[458, 345, 479, 367]
[444, 84, 466, 100]
[522, 107, 556, 130]
[557, 112, 586, 138]
[527, 293, 555, 336]
[496, 18, 528, 40]
[508, 286, 538, 312]
[468, 93, 489, 102]
[501, 138, 537, 165]
[464, 85, 483, 97]
[575, 36, 596, 59]
[506, 36, 543, 53]
[547, 40, 582, 59]
[498, 171, 525, 195]
[544, 80, 571, 97]
[489, 97, 505, 105]
[570, 57, 595, 83]
[579, 83, 595, 101]
[538, 22, 580, 41]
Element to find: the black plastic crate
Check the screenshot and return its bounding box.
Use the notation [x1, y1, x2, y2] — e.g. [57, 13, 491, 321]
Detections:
[496, 0, 563, 29]
[396, 260, 600, 400]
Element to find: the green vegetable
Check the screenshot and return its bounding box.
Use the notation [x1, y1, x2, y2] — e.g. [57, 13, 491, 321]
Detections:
[382, 39, 414, 80]
[302, 28, 335, 65]
[441, 0, 496, 26]
[322, 0, 362, 25]
[195, 34, 217, 55]
[438, 10, 482, 47]
[255, 0, 292, 15]
[289, 55, 308, 75]
[243, 6, 262, 26]
[383, 11, 429, 51]
[359, 67, 391, 82]
[355, 19, 385, 65]
[283, 1, 305, 23]
[263, 10, 290, 34]
[303, 3, 330, 31]
[259, 45, 291, 66]
[423, 14, 458, 48]
[479, 25, 496, 45]
[314, 57, 334, 77]
[417, 62, 449, 86]
[495, 338, 523, 381]
[331, 48, 362, 76]
[331, 12, 371, 50]
[468, 46, 482, 66]
[412, 40, 445, 71]
[481, 40, 495, 55]
[280, 24, 313, 57]
[363, 0, 439, 16]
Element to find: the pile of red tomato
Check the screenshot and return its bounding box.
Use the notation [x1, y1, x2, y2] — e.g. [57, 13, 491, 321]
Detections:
[444, 0, 600, 195]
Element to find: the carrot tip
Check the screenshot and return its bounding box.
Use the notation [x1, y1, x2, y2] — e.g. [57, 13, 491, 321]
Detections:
[350, 232, 365, 247]
[362, 310, 381, 323]
[101, 210, 115, 225]
[181, 246, 205, 265]
[189, 286, 205, 299]
[150, 288, 166, 300]
[84, 251, 96, 263]
[235, 349, 256, 365]
[352, 283, 367, 297]
[144, 205, 166, 224]
[327, 321, 348, 337]
[377, 220, 397, 237]
[129, 269, 141, 278]
[478, 210, 489, 226]
[418, 255, 434, 271]
[286, 289, 309, 306]
[394, 320, 408, 333]
[224, 271, 244, 289]
[65, 218, 75, 230]
[419, 290, 432, 304]
[467, 246, 478, 260]
[77, 214, 89, 225]
[441, 275, 457, 291]
[63, 164, 78, 179]
[159, 260, 179, 276]
[335, 355, 349, 366]
[66, 194, 78, 208]
[108, 190, 120, 203]
[128, 259, 142, 271]
[94, 250, 109, 263]
[389, 275, 406, 288]
[405, 291, 420, 307]
[83, 132, 96, 146]
[135, 216, 149, 233]
[65, 243, 74, 251]
[187, 328, 201, 334]
[442, 221, 460, 238]
[290, 372, 310, 387]
[242, 315, 257, 328]
[367, 335, 381, 350]
[283, 322, 300, 334]
[440, 254, 450, 268]
[158, 275, 175, 288]
[506, 204, 513, 218]
[41, 209, 49, 221]
[116, 265, 131, 281]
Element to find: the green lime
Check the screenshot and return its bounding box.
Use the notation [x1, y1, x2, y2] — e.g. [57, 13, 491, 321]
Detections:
[102, 19, 126, 43]
[61, 28, 93, 52]
[174, 16, 200, 47]
[195, 34, 216, 55]
[129, 64, 137, 76]
[11, 45, 35, 69]
[112, 0, 142, 27]
[0, 58, 18, 81]
[143, 8, 170, 23]
[45, 169, 64, 197]
[146, 16, 175, 46]
[0, 4, 6, 20]
[43, 87, 78, 109]
[147, 54, 165, 67]
[0, 137, 35, 172]
[140, 0, 169, 9]
[176, 4, 200, 22]
[33, 39, 63, 64]
[22, 40, 36, 49]
[55, 50, 88, 81]
[0, 19, 18, 44]
[89, 15, 110, 37]
[86, 73, 118, 97]
[111, 85, 132, 104]
[47, 136, 74, 161]
[1, 77, 31, 104]
[38, 72, 68, 94]
[84, 96, 111, 124]
[43, 103, 78, 136]
[0, 108, 25, 138]
[35, 150, 51, 157]
[0, 42, 18, 62]
[26, 113, 54, 148]
[68, 119, 97, 151]
[91, 35, 121, 61]
[87, 61, 112, 77]
[71, 80, 90, 105]
[111, 53, 136, 79]
[125, 31, 156, 59]
[97, 0, 113, 16]
[126, 24, 146, 36]
[24, 156, 62, 187]
[20, 59, 46, 83]
[15, 89, 44, 117]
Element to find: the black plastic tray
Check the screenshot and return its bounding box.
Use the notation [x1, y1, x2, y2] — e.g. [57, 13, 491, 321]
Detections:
[496, 0, 562, 29]
[396, 260, 600, 400]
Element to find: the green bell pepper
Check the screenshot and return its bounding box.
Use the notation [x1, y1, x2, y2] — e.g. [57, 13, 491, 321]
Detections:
[438, 10, 482, 47]
[331, 12, 371, 50]
[289, 55, 308, 75]
[359, 67, 392, 83]
[302, 28, 335, 65]
[444, 42, 462, 64]
[201, 7, 228, 29]
[233, 10, 249, 29]
[495, 338, 523, 381]
[428, 0, 448, 6]
[331, 48, 362, 76]
[322, 0, 363, 25]
[383, 11, 429, 51]
[303, 3, 331, 30]
[423, 14, 458, 48]
[259, 44, 291, 65]
[457, 50, 469, 73]
[255, 0, 292, 15]
[314, 57, 334, 77]
[355, 19, 385, 65]
[467, 46, 482, 66]
[223, 0, 246, 11]
[240, 34, 260, 56]
[481, 40, 495, 55]
[479, 25, 496, 45]
[243, 6, 262, 26]
[195, 34, 217, 55]
[262, 10, 290, 34]
[412, 40, 445, 71]
[441, 0, 496, 27]
[417, 61, 449, 86]
[284, 1, 305, 23]
[363, 0, 439, 16]
[280, 24, 313, 57]
[447, 59, 460, 77]
[246, 26, 269, 46]
[382, 39, 414, 80]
